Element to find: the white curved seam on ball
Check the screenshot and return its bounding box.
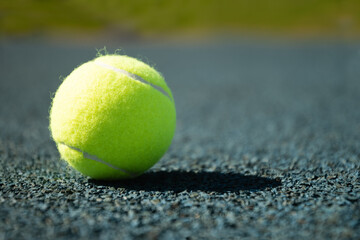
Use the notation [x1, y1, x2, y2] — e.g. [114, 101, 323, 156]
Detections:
[94, 61, 172, 101]
[59, 142, 137, 177]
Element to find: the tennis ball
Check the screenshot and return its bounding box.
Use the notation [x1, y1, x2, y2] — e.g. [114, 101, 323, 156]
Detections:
[49, 55, 176, 180]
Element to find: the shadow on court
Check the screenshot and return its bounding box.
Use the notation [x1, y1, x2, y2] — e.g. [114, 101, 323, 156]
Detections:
[89, 170, 282, 193]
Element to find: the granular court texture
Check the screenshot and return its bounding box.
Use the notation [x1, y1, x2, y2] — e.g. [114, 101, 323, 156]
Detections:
[0, 40, 359, 239]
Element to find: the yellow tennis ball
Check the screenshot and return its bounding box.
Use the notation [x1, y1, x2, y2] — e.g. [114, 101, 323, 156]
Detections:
[49, 55, 176, 180]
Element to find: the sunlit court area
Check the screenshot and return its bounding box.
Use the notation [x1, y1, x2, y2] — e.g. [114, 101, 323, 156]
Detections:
[1, 1, 360, 239]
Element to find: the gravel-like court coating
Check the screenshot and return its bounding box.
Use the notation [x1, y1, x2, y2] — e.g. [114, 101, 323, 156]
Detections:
[0, 40, 360, 239]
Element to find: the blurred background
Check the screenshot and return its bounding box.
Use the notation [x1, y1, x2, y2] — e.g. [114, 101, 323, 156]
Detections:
[1, 0, 360, 42]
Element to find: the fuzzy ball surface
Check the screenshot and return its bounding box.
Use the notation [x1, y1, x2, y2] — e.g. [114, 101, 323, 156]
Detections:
[50, 55, 176, 180]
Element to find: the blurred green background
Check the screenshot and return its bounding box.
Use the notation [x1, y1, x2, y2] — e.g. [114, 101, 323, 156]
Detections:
[1, 0, 360, 40]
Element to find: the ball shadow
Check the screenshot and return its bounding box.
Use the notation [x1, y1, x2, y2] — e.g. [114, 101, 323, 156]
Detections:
[89, 170, 282, 193]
